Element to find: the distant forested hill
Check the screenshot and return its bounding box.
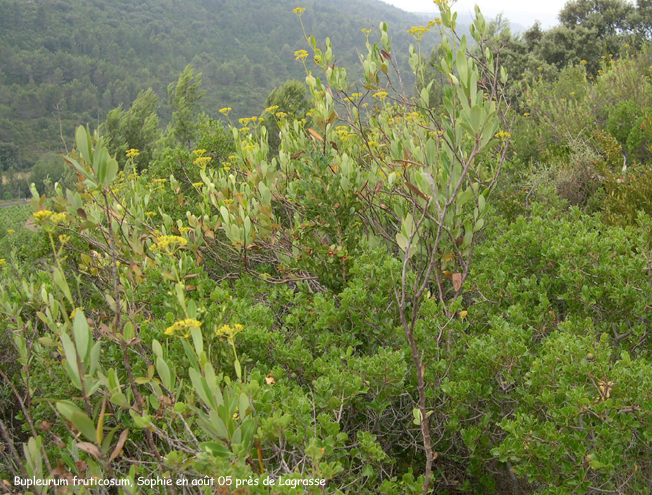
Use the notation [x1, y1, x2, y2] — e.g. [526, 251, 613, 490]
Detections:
[0, 0, 437, 169]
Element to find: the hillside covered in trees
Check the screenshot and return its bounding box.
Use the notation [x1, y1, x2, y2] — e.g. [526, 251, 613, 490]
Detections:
[2, 0, 652, 493]
[0, 0, 435, 176]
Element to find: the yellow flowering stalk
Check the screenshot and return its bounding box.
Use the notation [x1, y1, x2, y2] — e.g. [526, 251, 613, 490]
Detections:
[293, 7, 305, 16]
[216, 323, 243, 339]
[216, 324, 244, 364]
[165, 318, 202, 337]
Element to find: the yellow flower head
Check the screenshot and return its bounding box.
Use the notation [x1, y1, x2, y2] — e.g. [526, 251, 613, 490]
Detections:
[154, 235, 188, 252]
[7, 229, 15, 234]
[372, 91, 389, 101]
[33, 210, 53, 222]
[275, 111, 288, 119]
[0, 259, 6, 266]
[70, 307, 84, 318]
[215, 323, 244, 340]
[407, 25, 430, 39]
[193, 156, 213, 167]
[165, 318, 202, 337]
[219, 107, 232, 116]
[264, 105, 279, 114]
[495, 131, 512, 141]
[293, 7, 306, 17]
[193, 149, 207, 155]
[126, 149, 140, 158]
[295, 49, 309, 62]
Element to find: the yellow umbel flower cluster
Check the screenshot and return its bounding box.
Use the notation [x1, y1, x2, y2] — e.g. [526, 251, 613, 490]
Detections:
[33, 210, 66, 225]
[33, 210, 53, 222]
[165, 318, 202, 337]
[193, 156, 212, 167]
[294, 49, 308, 62]
[126, 148, 140, 158]
[154, 235, 187, 252]
[215, 323, 243, 340]
[407, 21, 437, 40]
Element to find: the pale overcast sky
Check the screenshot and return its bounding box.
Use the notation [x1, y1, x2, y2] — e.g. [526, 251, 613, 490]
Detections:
[382, 0, 568, 28]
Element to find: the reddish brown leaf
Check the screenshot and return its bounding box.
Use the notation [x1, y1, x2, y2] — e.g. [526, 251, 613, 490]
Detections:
[381, 49, 392, 61]
[307, 128, 324, 141]
[109, 429, 129, 462]
[405, 181, 429, 200]
[452, 273, 462, 291]
[76, 442, 101, 458]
